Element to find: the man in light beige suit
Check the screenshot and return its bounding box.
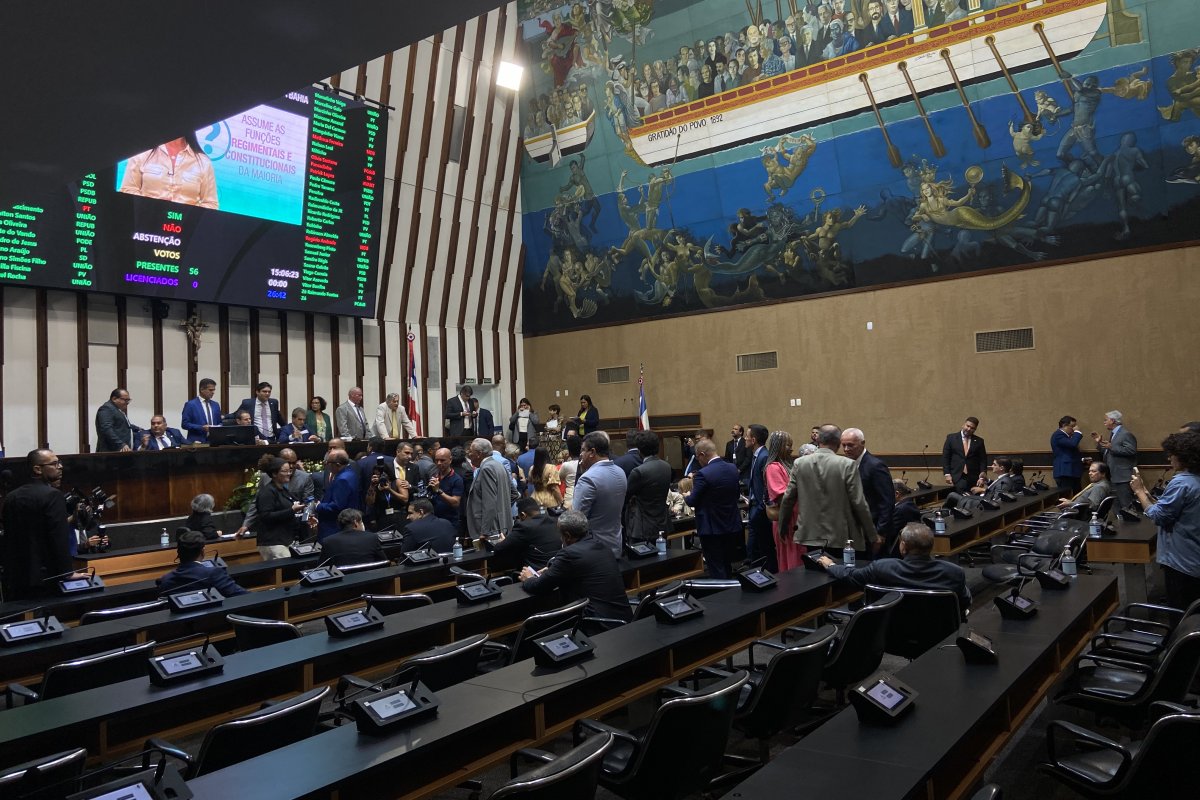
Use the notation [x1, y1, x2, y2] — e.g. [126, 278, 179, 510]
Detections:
[776, 424, 879, 555]
[373, 393, 417, 439]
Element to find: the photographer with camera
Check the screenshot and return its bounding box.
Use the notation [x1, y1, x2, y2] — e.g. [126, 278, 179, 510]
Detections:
[357, 437, 405, 532]
[66, 486, 113, 554]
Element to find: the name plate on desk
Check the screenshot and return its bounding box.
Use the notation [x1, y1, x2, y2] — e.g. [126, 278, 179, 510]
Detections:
[1035, 568, 1072, 590]
[325, 606, 385, 637]
[624, 541, 658, 559]
[300, 566, 344, 586]
[956, 629, 998, 664]
[849, 672, 918, 725]
[0, 616, 64, 646]
[456, 580, 503, 604]
[405, 547, 442, 565]
[67, 764, 193, 800]
[652, 594, 704, 624]
[148, 645, 224, 686]
[994, 591, 1038, 620]
[351, 681, 440, 734]
[167, 588, 223, 613]
[289, 542, 320, 557]
[376, 530, 401, 544]
[59, 575, 105, 595]
[737, 566, 777, 591]
[197, 555, 228, 570]
[532, 628, 595, 667]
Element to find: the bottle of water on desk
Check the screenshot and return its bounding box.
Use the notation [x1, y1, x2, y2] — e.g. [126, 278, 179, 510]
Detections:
[1061, 546, 1077, 576]
[843, 540, 856, 569]
[452, 537, 463, 561]
[1089, 512, 1102, 539]
[656, 531, 667, 555]
[160, 527, 170, 548]
[933, 510, 947, 535]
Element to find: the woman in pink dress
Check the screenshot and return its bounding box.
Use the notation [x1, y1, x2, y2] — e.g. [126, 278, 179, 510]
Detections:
[765, 430, 805, 572]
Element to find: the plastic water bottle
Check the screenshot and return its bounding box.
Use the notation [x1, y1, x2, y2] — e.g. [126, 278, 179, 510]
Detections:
[452, 538, 463, 561]
[656, 531, 667, 554]
[160, 527, 170, 548]
[1089, 512, 1102, 539]
[1061, 546, 1077, 576]
[933, 510, 947, 534]
[843, 540, 856, 569]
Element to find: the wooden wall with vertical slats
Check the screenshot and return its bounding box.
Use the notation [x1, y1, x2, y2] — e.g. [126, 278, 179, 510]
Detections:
[0, 2, 525, 458]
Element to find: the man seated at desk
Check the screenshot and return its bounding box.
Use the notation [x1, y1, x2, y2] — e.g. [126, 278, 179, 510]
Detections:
[487, 497, 562, 569]
[518, 510, 633, 625]
[1058, 461, 1113, 511]
[156, 529, 247, 597]
[319, 508, 386, 567]
[233, 409, 270, 445]
[401, 498, 457, 553]
[969, 457, 1021, 497]
[138, 414, 186, 450]
[812, 522, 970, 614]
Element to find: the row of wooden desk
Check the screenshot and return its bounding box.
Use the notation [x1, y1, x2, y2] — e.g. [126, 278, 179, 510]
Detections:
[0, 548, 706, 768]
[180, 572, 1119, 800]
[723, 573, 1120, 800]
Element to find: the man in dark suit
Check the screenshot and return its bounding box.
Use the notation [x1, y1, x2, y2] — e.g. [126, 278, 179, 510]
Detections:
[472, 399, 496, 438]
[138, 415, 186, 450]
[95, 388, 141, 452]
[861, 0, 892, 44]
[890, 481, 924, 555]
[745, 423, 777, 572]
[401, 498, 458, 553]
[724, 424, 751, 487]
[613, 430, 644, 476]
[941, 416, 987, 492]
[315, 450, 362, 542]
[624, 430, 673, 542]
[156, 529, 247, 597]
[180, 378, 221, 444]
[236, 382, 284, 443]
[444, 385, 476, 436]
[319, 508, 386, 566]
[491, 498, 562, 569]
[813, 522, 970, 614]
[519, 510, 633, 624]
[1092, 410, 1138, 511]
[684, 438, 743, 578]
[842, 428, 896, 556]
[1, 449, 74, 600]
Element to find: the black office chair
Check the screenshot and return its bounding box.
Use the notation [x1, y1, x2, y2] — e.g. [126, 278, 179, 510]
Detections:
[1055, 615, 1200, 727]
[143, 685, 330, 778]
[227, 613, 302, 651]
[573, 669, 750, 800]
[782, 591, 902, 704]
[493, 733, 614, 800]
[983, 532, 1084, 585]
[335, 633, 491, 707]
[338, 559, 391, 574]
[5, 640, 158, 708]
[970, 785, 1003, 800]
[1089, 599, 1200, 664]
[362, 592, 433, 616]
[680, 578, 741, 597]
[685, 625, 838, 770]
[585, 581, 683, 631]
[479, 599, 589, 671]
[1038, 701, 1200, 797]
[79, 598, 168, 625]
[865, 584, 963, 660]
[0, 747, 87, 800]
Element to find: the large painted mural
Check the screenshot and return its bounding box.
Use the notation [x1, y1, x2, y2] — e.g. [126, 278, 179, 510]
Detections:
[517, 0, 1200, 335]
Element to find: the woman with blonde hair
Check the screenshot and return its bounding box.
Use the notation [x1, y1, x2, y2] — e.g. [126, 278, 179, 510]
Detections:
[529, 447, 563, 510]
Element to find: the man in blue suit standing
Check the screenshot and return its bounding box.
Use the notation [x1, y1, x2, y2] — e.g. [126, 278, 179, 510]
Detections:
[1051, 415, 1084, 494]
[180, 378, 221, 444]
[685, 438, 743, 578]
[138, 415, 186, 450]
[745, 423, 777, 572]
[315, 450, 362, 542]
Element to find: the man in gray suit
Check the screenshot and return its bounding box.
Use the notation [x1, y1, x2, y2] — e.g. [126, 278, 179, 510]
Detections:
[1092, 410, 1137, 511]
[777, 424, 878, 556]
[335, 387, 370, 439]
[464, 438, 514, 539]
[572, 431, 628, 558]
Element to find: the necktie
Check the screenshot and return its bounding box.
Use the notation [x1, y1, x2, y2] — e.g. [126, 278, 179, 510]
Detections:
[356, 405, 366, 435]
[159, 436, 169, 450]
[391, 411, 399, 438]
[203, 399, 212, 427]
[260, 402, 271, 439]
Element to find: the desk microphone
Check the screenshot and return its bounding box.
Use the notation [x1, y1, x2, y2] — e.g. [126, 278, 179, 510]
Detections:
[336, 664, 421, 709]
[0, 606, 43, 624]
[41, 566, 94, 584]
[917, 445, 933, 490]
[156, 576, 216, 598]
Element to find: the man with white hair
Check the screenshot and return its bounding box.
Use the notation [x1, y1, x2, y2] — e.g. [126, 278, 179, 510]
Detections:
[1092, 410, 1138, 511]
[841, 428, 896, 555]
[464, 438, 515, 539]
[373, 392, 416, 439]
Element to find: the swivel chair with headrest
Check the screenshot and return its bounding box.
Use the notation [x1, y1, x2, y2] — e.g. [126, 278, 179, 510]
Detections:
[0, 747, 88, 800]
[493, 733, 614, 800]
[5, 640, 157, 708]
[361, 592, 433, 616]
[79, 598, 168, 625]
[227, 613, 301, 651]
[865, 584, 963, 660]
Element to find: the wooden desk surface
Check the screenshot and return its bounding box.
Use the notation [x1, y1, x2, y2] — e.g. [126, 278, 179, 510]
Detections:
[1084, 515, 1157, 564]
[932, 488, 1065, 556]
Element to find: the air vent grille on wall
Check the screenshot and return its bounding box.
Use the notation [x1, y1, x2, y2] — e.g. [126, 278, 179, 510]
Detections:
[736, 352, 778, 372]
[597, 366, 630, 384]
[975, 328, 1034, 353]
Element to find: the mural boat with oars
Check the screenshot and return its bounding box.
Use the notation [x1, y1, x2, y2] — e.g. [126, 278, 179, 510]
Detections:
[525, 111, 597, 163]
[627, 0, 1109, 167]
